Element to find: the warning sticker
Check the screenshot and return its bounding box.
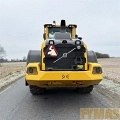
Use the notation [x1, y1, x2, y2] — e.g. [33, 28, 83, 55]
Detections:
[45, 45, 58, 57]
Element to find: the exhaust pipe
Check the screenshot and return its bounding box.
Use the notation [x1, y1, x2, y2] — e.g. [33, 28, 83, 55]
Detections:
[60, 20, 66, 33]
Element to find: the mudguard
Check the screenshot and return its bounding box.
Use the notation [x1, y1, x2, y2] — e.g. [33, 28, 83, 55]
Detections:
[88, 51, 98, 63]
[27, 50, 41, 65]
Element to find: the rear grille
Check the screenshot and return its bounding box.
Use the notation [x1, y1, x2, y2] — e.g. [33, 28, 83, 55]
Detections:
[43, 44, 86, 70]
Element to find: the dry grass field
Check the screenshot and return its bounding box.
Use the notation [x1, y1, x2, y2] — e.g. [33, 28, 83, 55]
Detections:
[98, 58, 120, 83]
[0, 62, 26, 79]
[0, 62, 26, 89]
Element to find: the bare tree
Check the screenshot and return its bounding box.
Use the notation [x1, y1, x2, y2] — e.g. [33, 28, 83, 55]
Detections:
[0, 45, 6, 66]
[23, 56, 27, 62]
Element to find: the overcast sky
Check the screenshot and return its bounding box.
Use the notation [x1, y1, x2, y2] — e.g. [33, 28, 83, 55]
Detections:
[0, 0, 120, 60]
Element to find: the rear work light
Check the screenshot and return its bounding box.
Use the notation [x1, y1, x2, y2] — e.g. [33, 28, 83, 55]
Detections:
[76, 46, 81, 49]
[75, 40, 81, 50]
[75, 40, 81, 45]
[92, 67, 102, 74]
[49, 40, 54, 45]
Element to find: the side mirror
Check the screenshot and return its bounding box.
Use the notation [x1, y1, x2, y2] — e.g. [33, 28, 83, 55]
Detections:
[78, 37, 82, 40]
[43, 33, 46, 40]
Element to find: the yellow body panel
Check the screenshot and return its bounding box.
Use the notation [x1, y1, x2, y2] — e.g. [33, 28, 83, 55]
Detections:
[26, 63, 103, 88]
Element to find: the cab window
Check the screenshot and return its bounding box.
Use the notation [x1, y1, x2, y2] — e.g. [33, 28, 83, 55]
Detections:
[48, 27, 71, 39]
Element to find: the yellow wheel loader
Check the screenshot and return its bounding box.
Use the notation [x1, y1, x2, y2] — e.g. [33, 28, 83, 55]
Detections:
[25, 20, 103, 95]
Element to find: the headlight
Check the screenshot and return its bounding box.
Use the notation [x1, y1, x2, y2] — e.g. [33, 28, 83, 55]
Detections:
[75, 40, 81, 45]
[27, 67, 38, 75]
[92, 67, 102, 74]
[49, 40, 54, 45]
[76, 46, 81, 49]
[28, 67, 33, 73]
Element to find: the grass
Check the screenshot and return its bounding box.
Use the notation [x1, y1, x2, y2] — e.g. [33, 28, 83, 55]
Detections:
[0, 62, 26, 79]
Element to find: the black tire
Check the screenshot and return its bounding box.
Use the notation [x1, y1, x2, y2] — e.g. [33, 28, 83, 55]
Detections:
[76, 85, 94, 93]
[25, 50, 41, 86]
[29, 85, 46, 95]
[88, 51, 98, 63]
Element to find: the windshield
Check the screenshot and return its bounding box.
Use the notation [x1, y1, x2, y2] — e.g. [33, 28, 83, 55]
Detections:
[48, 27, 71, 39]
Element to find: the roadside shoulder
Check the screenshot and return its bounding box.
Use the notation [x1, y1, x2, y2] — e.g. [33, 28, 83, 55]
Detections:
[0, 71, 25, 92]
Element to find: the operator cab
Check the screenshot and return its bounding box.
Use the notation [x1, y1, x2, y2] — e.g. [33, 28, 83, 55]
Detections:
[43, 20, 77, 40]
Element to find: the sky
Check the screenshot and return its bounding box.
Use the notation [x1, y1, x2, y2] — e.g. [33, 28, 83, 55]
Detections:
[0, 0, 120, 60]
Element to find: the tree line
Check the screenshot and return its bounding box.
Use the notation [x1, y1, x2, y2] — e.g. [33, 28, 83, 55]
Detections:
[95, 52, 110, 58]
